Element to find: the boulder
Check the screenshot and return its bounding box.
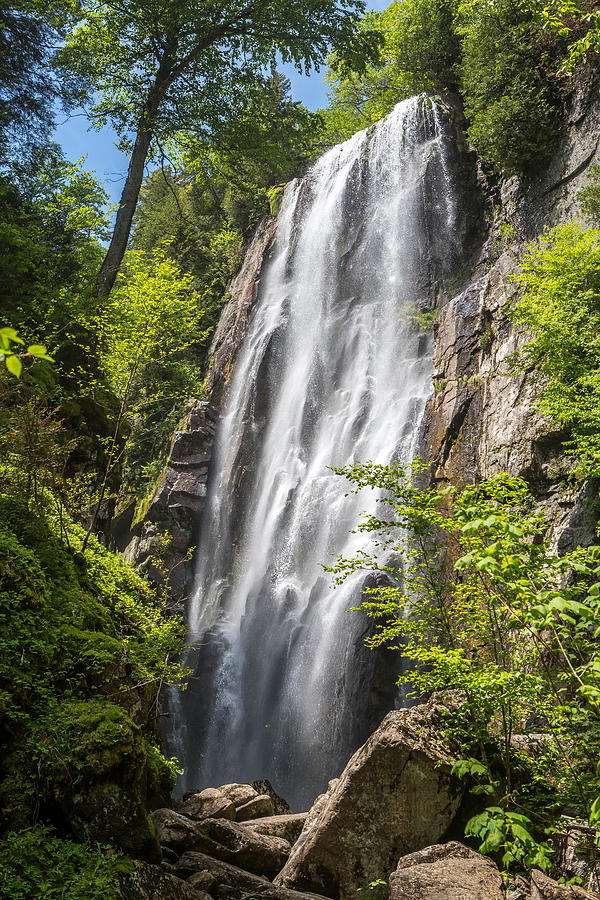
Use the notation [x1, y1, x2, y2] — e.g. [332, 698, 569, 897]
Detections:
[246, 814, 308, 845]
[174, 851, 329, 900]
[118, 860, 205, 899]
[193, 817, 290, 878]
[531, 870, 600, 899]
[152, 809, 289, 878]
[236, 794, 275, 821]
[152, 808, 205, 855]
[389, 842, 503, 900]
[177, 787, 236, 821]
[252, 780, 292, 815]
[219, 783, 260, 808]
[275, 698, 463, 900]
[187, 871, 218, 892]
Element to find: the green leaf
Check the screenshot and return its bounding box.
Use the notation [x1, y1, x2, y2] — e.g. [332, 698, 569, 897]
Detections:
[27, 344, 52, 359]
[5, 354, 22, 377]
[0, 326, 23, 343]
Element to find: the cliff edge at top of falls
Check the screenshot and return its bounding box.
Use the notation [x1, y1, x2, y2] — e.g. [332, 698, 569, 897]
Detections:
[118, 78, 600, 605]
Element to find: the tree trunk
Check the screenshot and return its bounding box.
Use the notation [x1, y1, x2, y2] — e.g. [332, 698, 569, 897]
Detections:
[96, 80, 168, 299]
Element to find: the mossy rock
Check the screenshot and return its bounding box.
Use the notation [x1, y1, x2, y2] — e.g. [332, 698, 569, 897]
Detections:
[68, 783, 160, 863]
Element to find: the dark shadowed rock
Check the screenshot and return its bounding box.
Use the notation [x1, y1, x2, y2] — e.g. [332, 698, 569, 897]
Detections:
[152, 808, 205, 855]
[531, 870, 600, 899]
[389, 842, 503, 900]
[118, 860, 204, 899]
[174, 851, 329, 900]
[152, 809, 289, 878]
[246, 814, 308, 845]
[177, 787, 236, 821]
[188, 817, 289, 878]
[275, 698, 463, 900]
[236, 794, 275, 821]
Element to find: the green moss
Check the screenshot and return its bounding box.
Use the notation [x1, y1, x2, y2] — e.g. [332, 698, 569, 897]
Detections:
[0, 471, 185, 861]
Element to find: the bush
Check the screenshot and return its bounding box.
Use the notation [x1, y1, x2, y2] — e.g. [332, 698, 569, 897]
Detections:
[0, 825, 127, 900]
[329, 462, 600, 873]
[511, 222, 600, 477]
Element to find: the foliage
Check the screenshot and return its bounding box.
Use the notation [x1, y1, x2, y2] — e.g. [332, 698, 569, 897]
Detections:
[58, 0, 377, 153]
[0, 1, 82, 164]
[0, 825, 127, 900]
[0, 327, 52, 379]
[184, 73, 325, 233]
[578, 166, 600, 225]
[540, 0, 600, 72]
[511, 222, 600, 478]
[323, 0, 565, 172]
[55, 0, 381, 295]
[0, 468, 184, 838]
[329, 463, 600, 873]
[0, 147, 108, 339]
[78, 244, 209, 537]
[458, 0, 560, 174]
[323, 0, 459, 141]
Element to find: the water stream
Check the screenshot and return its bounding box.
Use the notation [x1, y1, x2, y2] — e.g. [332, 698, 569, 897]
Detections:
[170, 95, 463, 810]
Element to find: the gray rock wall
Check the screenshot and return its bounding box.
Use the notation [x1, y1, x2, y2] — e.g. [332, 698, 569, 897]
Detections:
[420, 74, 600, 548]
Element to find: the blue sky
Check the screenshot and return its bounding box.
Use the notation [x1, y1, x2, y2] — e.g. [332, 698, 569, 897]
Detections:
[53, 1, 388, 207]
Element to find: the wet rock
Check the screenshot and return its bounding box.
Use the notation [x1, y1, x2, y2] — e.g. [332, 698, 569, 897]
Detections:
[177, 787, 236, 821]
[531, 870, 600, 899]
[389, 842, 503, 900]
[246, 814, 308, 845]
[175, 851, 328, 900]
[188, 817, 290, 878]
[251, 780, 292, 815]
[275, 698, 463, 900]
[236, 794, 275, 821]
[118, 860, 203, 899]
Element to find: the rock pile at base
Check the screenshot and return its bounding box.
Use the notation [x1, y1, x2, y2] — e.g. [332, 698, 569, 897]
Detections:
[118, 706, 600, 900]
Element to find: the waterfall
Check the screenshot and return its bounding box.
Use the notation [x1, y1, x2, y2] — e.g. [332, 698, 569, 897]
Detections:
[171, 96, 464, 811]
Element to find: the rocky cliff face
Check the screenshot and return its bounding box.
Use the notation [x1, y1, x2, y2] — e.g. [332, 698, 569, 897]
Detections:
[421, 73, 600, 549]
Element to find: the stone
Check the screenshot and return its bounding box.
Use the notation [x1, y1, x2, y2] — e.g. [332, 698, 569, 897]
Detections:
[174, 851, 329, 900]
[152, 808, 205, 855]
[187, 871, 217, 892]
[118, 860, 204, 899]
[251, 780, 292, 815]
[275, 698, 463, 900]
[187, 817, 290, 879]
[246, 814, 308, 845]
[550, 817, 600, 892]
[177, 787, 236, 821]
[531, 870, 600, 899]
[151, 810, 289, 878]
[389, 842, 503, 900]
[236, 794, 275, 821]
[218, 783, 260, 808]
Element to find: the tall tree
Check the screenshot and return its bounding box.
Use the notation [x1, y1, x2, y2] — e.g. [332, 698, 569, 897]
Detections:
[58, 0, 380, 299]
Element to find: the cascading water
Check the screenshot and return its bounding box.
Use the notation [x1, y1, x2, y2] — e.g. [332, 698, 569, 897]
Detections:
[170, 95, 466, 811]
